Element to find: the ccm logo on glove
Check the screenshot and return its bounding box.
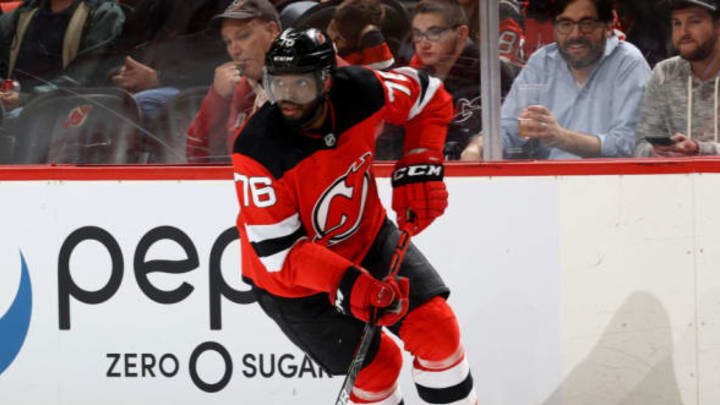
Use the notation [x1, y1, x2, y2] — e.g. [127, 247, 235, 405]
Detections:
[391, 164, 444, 186]
[391, 150, 448, 235]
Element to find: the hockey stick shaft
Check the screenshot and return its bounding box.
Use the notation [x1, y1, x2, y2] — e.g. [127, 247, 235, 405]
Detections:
[334, 229, 411, 405]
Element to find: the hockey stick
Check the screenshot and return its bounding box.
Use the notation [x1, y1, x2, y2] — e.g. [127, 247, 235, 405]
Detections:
[334, 228, 411, 405]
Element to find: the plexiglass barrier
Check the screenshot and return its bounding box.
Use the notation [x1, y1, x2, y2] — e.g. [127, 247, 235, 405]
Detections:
[0, 0, 696, 165]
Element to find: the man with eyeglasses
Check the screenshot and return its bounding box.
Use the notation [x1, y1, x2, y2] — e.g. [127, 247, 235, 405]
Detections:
[376, 0, 516, 160]
[461, 0, 651, 160]
[635, 0, 720, 157]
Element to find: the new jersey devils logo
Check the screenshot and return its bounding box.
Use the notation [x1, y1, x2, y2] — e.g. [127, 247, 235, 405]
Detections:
[64, 105, 93, 128]
[312, 152, 372, 246]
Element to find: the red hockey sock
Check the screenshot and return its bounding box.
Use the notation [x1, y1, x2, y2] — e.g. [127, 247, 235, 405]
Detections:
[351, 332, 403, 404]
[398, 297, 477, 404]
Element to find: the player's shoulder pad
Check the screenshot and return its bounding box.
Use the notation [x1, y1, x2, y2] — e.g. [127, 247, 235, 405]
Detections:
[330, 66, 386, 132]
[232, 103, 303, 180]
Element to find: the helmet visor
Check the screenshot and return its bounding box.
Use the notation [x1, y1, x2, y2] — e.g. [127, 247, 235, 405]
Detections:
[265, 72, 323, 105]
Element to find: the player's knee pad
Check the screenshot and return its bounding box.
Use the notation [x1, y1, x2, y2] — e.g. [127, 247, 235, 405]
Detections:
[352, 332, 403, 404]
[399, 296, 477, 405]
[398, 296, 461, 362]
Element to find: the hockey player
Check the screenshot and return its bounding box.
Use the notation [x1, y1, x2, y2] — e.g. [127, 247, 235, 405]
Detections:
[231, 27, 478, 405]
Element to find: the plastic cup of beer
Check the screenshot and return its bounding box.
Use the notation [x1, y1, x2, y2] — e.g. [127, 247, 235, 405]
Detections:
[517, 84, 545, 138]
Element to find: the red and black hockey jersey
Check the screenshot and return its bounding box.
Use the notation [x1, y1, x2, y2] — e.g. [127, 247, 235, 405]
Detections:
[499, 0, 526, 67]
[231, 66, 452, 299]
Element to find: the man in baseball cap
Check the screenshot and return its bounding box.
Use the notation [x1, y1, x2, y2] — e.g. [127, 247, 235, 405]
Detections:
[187, 0, 281, 161]
[672, 0, 718, 11]
[210, 0, 281, 29]
[209, 0, 281, 81]
[635, 0, 720, 157]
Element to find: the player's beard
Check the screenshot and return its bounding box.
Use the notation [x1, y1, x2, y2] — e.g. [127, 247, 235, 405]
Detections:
[279, 97, 326, 129]
[559, 36, 606, 69]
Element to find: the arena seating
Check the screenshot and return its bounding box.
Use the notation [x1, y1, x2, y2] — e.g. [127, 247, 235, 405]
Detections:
[12, 88, 143, 164]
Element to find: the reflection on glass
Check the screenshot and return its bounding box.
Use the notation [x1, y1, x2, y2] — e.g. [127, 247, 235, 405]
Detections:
[0, 0, 683, 165]
[0, 0, 237, 165]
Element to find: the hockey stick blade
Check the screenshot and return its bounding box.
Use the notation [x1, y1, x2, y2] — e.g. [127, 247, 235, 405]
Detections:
[333, 229, 411, 405]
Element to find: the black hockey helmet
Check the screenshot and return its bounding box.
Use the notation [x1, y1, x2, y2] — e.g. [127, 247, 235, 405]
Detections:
[265, 27, 337, 76]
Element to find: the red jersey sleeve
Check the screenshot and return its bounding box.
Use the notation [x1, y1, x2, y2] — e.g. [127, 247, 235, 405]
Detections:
[374, 67, 454, 154]
[232, 154, 355, 296]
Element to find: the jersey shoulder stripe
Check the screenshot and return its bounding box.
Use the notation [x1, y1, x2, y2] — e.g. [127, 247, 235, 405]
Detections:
[392, 67, 442, 121]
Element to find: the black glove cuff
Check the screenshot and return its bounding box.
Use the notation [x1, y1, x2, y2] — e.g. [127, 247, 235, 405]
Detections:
[391, 163, 444, 187]
[334, 265, 362, 315]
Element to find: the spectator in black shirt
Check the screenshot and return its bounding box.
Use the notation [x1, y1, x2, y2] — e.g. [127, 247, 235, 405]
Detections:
[12, 2, 76, 88]
[0, 0, 125, 112]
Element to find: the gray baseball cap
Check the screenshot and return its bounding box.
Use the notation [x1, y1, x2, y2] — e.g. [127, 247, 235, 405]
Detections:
[671, 0, 717, 11]
[210, 0, 281, 28]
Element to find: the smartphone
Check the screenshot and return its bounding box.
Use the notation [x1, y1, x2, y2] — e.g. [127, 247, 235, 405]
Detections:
[645, 137, 677, 146]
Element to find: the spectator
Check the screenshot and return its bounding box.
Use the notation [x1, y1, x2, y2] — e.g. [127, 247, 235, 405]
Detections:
[0, 0, 125, 112]
[458, 0, 526, 70]
[326, 0, 395, 70]
[523, 0, 556, 58]
[498, 0, 527, 73]
[105, 0, 233, 129]
[186, 0, 353, 162]
[381, 0, 516, 160]
[186, 0, 281, 162]
[462, 0, 651, 160]
[635, 0, 720, 157]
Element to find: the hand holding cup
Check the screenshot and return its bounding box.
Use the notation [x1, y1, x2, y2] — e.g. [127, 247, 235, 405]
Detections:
[516, 83, 546, 138]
